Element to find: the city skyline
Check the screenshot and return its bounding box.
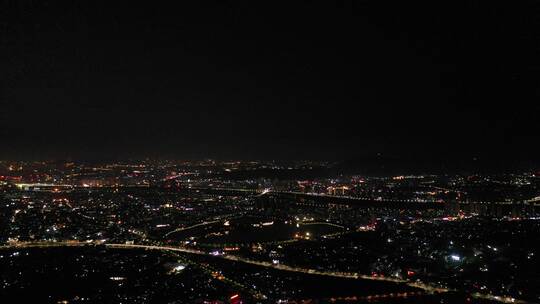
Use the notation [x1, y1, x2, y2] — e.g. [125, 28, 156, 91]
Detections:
[1, 2, 540, 303]
[1, 159, 539, 302]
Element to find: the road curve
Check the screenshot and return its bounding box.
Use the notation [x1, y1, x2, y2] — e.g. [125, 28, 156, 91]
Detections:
[0, 241, 527, 303]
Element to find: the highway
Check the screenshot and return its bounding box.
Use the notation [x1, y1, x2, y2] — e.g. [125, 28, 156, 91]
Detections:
[164, 220, 221, 237]
[0, 241, 526, 303]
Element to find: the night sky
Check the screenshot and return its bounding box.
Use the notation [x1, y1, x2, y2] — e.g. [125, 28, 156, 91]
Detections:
[1, 1, 539, 164]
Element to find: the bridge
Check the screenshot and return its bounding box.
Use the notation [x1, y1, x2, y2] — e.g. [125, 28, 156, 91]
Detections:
[171, 186, 540, 212]
[14, 183, 74, 191]
[174, 187, 447, 209]
[11, 183, 539, 212]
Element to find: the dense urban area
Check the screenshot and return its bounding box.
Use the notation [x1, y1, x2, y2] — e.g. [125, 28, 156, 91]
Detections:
[1, 160, 539, 303]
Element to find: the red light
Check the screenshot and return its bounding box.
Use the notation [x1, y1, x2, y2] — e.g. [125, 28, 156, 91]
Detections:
[230, 294, 239, 300]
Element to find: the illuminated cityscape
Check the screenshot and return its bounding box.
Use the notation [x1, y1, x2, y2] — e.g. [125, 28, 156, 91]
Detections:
[1, 160, 539, 303]
[2, 1, 540, 303]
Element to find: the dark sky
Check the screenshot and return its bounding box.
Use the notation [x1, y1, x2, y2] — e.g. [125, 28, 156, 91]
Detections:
[1, 1, 539, 163]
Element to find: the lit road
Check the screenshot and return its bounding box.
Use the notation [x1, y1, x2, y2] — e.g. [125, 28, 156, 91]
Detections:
[0, 241, 527, 303]
[164, 220, 221, 237]
[299, 221, 346, 229]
